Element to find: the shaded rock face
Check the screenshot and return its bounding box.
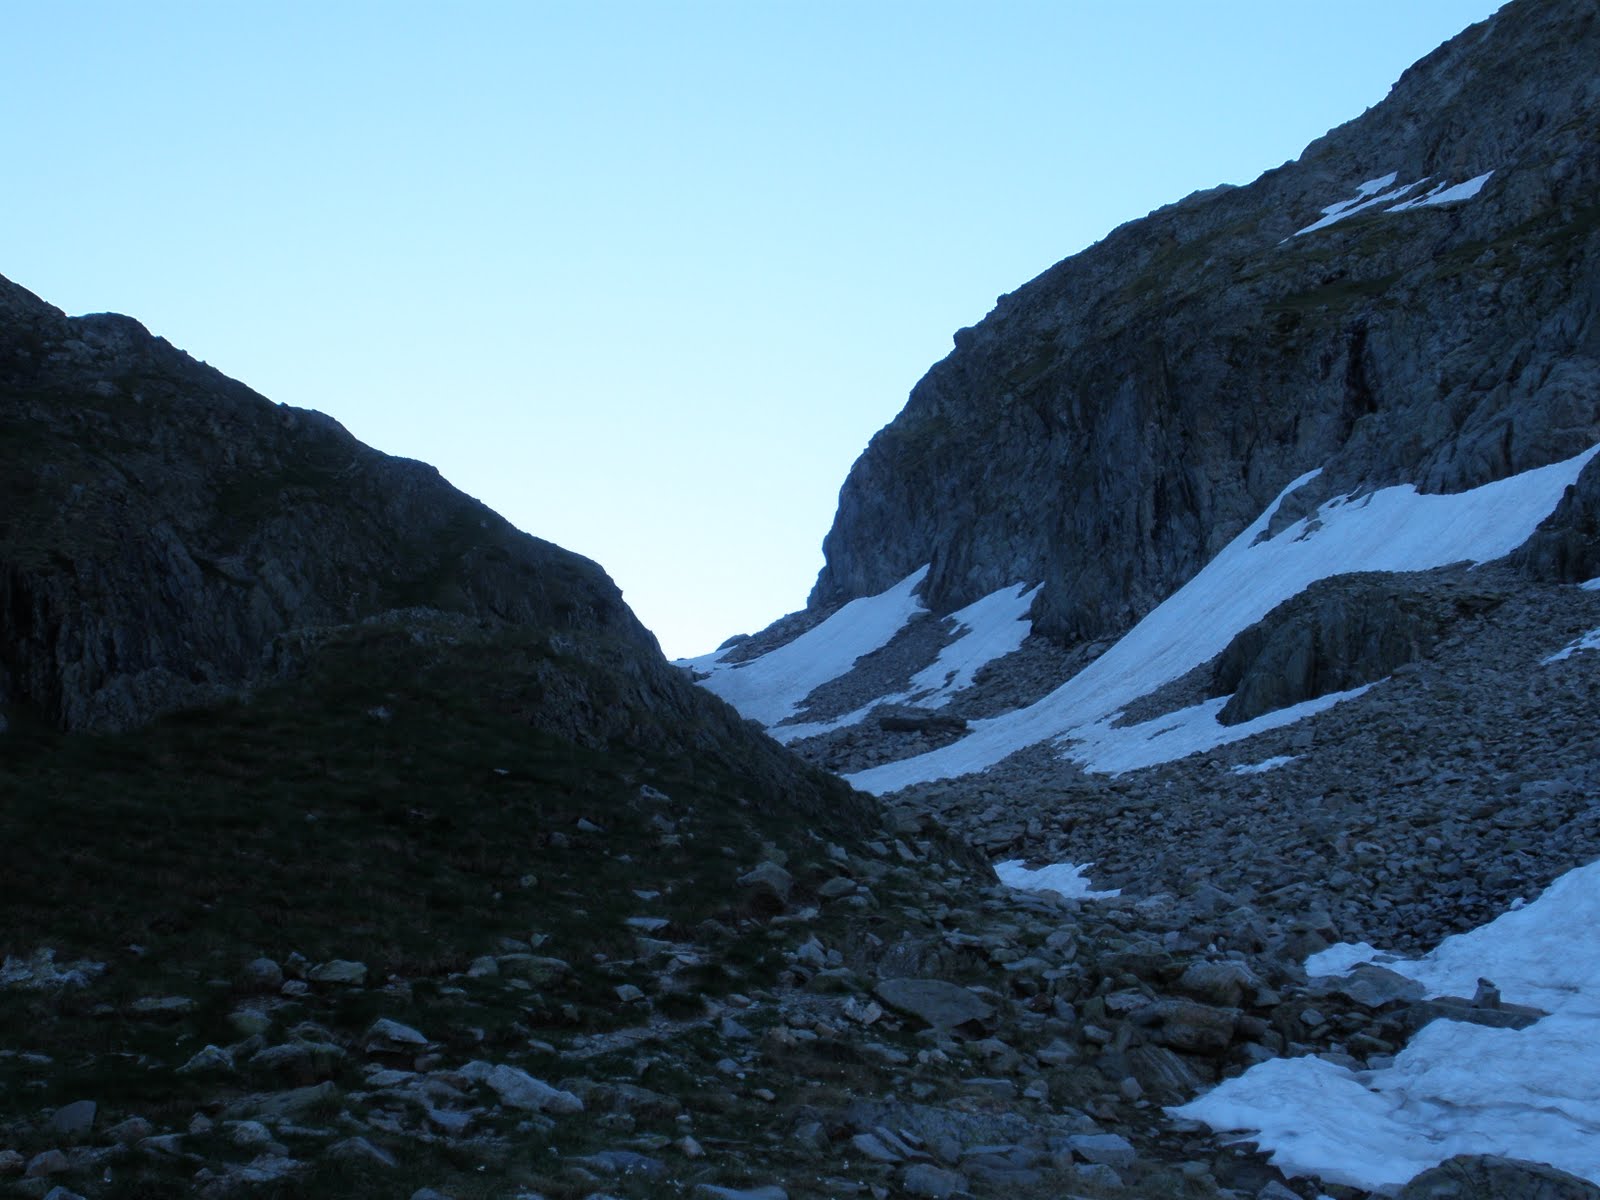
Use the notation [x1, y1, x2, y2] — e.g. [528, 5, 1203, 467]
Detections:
[1516, 452, 1600, 583]
[1211, 572, 1507, 724]
[0, 272, 860, 831]
[1396, 1155, 1600, 1200]
[0, 274, 647, 733]
[811, 0, 1600, 649]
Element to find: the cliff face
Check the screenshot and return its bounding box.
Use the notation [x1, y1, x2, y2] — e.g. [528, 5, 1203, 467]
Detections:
[0, 273, 649, 733]
[812, 0, 1600, 645]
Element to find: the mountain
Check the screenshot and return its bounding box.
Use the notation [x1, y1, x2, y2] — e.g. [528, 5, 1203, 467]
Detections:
[684, 0, 1600, 1190]
[7, 2, 1600, 1197]
[689, 0, 1600, 808]
[811, 0, 1599, 644]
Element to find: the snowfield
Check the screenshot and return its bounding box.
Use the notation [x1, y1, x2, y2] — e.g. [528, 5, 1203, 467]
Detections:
[1173, 857, 1600, 1192]
[680, 573, 1041, 745]
[767, 581, 1041, 744]
[678, 565, 930, 727]
[848, 443, 1600, 793]
[683, 444, 1599, 792]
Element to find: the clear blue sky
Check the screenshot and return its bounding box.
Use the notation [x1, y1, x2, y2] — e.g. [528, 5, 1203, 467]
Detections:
[2, 1, 1502, 657]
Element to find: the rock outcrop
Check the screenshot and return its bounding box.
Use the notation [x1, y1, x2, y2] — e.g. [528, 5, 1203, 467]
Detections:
[0, 271, 879, 830]
[1210, 572, 1507, 724]
[811, 0, 1600, 648]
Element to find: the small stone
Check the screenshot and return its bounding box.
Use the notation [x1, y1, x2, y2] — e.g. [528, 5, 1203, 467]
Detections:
[189, 1113, 214, 1135]
[577, 1149, 667, 1177]
[1073, 1162, 1125, 1189]
[330, 1136, 398, 1168]
[48, 1100, 96, 1136]
[459, 1060, 583, 1114]
[365, 1017, 429, 1049]
[223, 1079, 338, 1120]
[962, 1076, 1017, 1100]
[1068, 1132, 1137, 1169]
[1178, 960, 1260, 1008]
[42, 1188, 89, 1200]
[737, 862, 794, 910]
[1257, 1181, 1301, 1200]
[238, 958, 284, 993]
[97, 1116, 144, 1147]
[842, 997, 884, 1025]
[307, 960, 367, 986]
[693, 1187, 788, 1200]
[249, 1040, 345, 1082]
[229, 1008, 273, 1037]
[615, 984, 645, 1003]
[852, 1132, 901, 1163]
[425, 1108, 472, 1136]
[678, 1135, 705, 1158]
[0, 1149, 24, 1174]
[178, 1044, 236, 1075]
[25, 1149, 69, 1178]
[228, 1121, 274, 1147]
[902, 1163, 967, 1199]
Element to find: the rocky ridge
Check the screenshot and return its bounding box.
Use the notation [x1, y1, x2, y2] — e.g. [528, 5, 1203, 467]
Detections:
[810, 0, 1600, 648]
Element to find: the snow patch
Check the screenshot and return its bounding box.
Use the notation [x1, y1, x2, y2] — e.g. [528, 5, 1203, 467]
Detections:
[908, 582, 1042, 704]
[1066, 686, 1373, 777]
[995, 859, 1120, 900]
[1385, 171, 1494, 212]
[764, 580, 1039, 744]
[679, 566, 929, 727]
[1232, 755, 1300, 776]
[1173, 858, 1600, 1191]
[1292, 169, 1492, 237]
[1294, 172, 1422, 235]
[1543, 627, 1600, 664]
[847, 443, 1600, 794]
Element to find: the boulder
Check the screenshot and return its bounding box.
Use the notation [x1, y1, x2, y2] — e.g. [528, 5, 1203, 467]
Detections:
[873, 978, 994, 1030]
[306, 959, 367, 986]
[1396, 1155, 1600, 1200]
[459, 1061, 583, 1115]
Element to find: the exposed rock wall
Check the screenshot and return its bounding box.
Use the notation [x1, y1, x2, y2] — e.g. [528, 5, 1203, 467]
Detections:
[0, 274, 647, 732]
[811, 0, 1600, 647]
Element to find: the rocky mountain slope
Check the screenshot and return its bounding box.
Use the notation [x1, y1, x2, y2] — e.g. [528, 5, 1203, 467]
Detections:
[809, 0, 1598, 646]
[7, 1, 1600, 1198]
[684, 0, 1600, 1193]
[3, 271, 1489, 1200]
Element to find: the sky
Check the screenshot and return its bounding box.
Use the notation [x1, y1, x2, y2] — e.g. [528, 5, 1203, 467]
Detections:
[1, 1, 1504, 658]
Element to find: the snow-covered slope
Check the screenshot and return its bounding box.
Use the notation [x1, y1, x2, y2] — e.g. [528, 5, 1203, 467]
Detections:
[680, 565, 930, 727]
[686, 443, 1599, 793]
[679, 569, 1041, 744]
